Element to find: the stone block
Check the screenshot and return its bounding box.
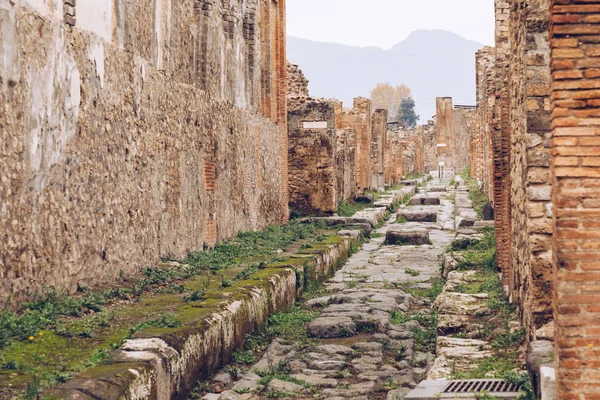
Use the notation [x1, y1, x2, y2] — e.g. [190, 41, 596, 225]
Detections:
[356, 194, 374, 204]
[398, 211, 437, 223]
[423, 197, 441, 206]
[456, 217, 476, 229]
[408, 197, 424, 205]
[385, 231, 430, 246]
[337, 230, 361, 242]
[452, 234, 484, 249]
[482, 202, 494, 220]
[527, 340, 554, 400]
[428, 186, 447, 192]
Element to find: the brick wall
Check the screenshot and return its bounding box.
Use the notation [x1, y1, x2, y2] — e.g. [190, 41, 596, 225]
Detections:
[494, 0, 513, 276]
[508, 0, 553, 339]
[550, 0, 600, 397]
[0, 0, 288, 305]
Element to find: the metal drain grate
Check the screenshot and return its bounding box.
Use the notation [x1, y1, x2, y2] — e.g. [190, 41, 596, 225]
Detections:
[443, 379, 522, 393]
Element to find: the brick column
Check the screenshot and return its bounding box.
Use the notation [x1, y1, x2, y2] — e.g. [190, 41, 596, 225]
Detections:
[550, 0, 600, 397]
[494, 0, 512, 275]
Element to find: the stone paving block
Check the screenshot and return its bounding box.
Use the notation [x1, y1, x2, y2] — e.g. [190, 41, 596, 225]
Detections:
[398, 211, 438, 223]
[385, 231, 430, 246]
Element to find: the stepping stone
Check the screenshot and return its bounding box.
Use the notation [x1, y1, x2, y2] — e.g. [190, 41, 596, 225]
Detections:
[456, 216, 476, 229]
[408, 197, 441, 206]
[423, 197, 441, 205]
[337, 229, 361, 241]
[452, 234, 484, 249]
[308, 317, 356, 338]
[398, 211, 437, 223]
[428, 186, 447, 192]
[400, 180, 418, 186]
[385, 231, 430, 246]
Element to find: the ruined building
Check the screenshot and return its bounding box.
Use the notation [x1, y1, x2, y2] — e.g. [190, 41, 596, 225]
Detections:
[0, 0, 288, 305]
[435, 97, 477, 176]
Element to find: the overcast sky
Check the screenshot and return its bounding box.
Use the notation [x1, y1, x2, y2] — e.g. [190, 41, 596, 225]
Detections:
[287, 0, 495, 49]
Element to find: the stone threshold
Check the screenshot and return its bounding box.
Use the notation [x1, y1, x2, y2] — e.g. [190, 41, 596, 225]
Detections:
[46, 234, 359, 400]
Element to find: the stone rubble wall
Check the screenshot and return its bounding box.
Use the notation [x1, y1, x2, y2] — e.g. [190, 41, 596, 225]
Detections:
[287, 62, 309, 111]
[508, 0, 553, 339]
[436, 97, 454, 174]
[371, 109, 388, 189]
[452, 106, 477, 174]
[288, 99, 338, 216]
[0, 0, 288, 306]
[342, 98, 373, 193]
[473, 47, 496, 200]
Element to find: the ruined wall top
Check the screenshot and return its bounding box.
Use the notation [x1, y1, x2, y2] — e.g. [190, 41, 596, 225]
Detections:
[287, 62, 310, 111]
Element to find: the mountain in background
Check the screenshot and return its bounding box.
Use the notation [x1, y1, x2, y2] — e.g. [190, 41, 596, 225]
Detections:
[287, 30, 484, 122]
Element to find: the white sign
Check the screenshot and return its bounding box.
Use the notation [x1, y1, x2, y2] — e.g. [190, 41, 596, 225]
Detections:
[439, 162, 445, 167]
[437, 144, 447, 147]
[302, 121, 328, 129]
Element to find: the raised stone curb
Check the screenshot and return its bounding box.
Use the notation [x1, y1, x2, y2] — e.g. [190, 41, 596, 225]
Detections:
[48, 236, 356, 400]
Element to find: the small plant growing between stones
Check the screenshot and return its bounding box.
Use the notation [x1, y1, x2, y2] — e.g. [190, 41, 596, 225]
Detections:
[404, 268, 421, 277]
[224, 365, 240, 380]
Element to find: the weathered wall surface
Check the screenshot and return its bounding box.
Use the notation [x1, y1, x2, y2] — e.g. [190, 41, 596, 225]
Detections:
[549, 0, 600, 397]
[287, 62, 309, 111]
[288, 99, 338, 216]
[423, 121, 438, 174]
[452, 106, 477, 174]
[508, 0, 552, 339]
[342, 98, 373, 192]
[473, 47, 496, 199]
[436, 97, 454, 172]
[0, 0, 287, 305]
[371, 109, 388, 188]
[336, 127, 357, 205]
[494, 0, 512, 276]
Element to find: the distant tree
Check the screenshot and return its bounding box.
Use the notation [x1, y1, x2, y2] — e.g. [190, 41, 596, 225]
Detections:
[370, 83, 413, 119]
[397, 98, 419, 128]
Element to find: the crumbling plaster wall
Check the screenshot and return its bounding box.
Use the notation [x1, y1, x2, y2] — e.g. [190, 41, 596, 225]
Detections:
[0, 0, 288, 305]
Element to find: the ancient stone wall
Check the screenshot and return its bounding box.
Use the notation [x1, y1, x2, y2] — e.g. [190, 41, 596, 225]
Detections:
[423, 120, 438, 174]
[336, 127, 357, 205]
[342, 98, 373, 192]
[386, 125, 423, 179]
[436, 97, 454, 173]
[288, 99, 338, 216]
[508, 0, 553, 339]
[0, 0, 287, 305]
[549, 0, 600, 396]
[473, 47, 496, 199]
[494, 0, 512, 275]
[371, 109, 389, 188]
[287, 62, 309, 111]
[452, 106, 477, 174]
